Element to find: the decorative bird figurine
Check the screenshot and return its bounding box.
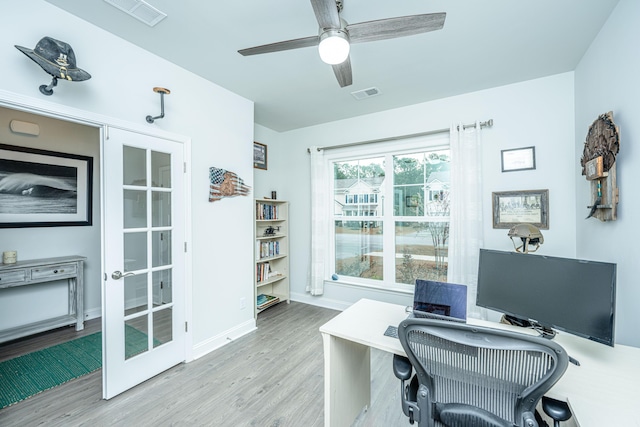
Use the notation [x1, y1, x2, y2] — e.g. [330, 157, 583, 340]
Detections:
[586, 197, 600, 219]
[586, 180, 602, 219]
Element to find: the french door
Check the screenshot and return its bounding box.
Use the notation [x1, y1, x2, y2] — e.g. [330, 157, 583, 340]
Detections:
[102, 127, 186, 399]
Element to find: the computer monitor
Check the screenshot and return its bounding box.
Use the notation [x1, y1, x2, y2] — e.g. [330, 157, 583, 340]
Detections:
[413, 279, 467, 322]
[476, 249, 616, 346]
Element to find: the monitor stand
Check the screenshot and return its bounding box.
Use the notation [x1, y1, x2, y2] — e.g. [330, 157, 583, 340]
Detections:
[502, 314, 556, 339]
[502, 314, 579, 366]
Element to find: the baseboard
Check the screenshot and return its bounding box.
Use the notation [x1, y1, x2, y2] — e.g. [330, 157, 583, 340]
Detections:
[81, 306, 257, 362]
[191, 318, 257, 360]
[83, 306, 101, 321]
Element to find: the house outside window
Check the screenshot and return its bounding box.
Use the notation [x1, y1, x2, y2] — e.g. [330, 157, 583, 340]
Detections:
[328, 134, 450, 289]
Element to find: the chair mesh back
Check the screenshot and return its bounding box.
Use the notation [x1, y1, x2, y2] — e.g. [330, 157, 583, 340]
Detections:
[407, 329, 557, 425]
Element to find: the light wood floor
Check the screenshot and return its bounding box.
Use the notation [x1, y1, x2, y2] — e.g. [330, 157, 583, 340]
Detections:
[0, 301, 409, 427]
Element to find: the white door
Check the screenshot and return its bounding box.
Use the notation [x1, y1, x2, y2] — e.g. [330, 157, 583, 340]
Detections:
[102, 127, 186, 399]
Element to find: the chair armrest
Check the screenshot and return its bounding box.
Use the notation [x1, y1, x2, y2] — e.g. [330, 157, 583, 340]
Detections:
[393, 354, 413, 381]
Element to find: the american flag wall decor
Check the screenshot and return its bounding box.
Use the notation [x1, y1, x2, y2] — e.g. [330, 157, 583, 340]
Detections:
[209, 167, 251, 202]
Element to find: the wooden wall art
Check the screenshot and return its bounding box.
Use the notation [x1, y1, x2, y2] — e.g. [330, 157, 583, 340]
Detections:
[580, 111, 620, 221]
[209, 167, 251, 202]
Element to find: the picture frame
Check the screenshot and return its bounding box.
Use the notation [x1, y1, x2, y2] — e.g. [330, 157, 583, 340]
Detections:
[501, 146, 536, 172]
[0, 143, 93, 228]
[492, 189, 549, 229]
[253, 141, 267, 170]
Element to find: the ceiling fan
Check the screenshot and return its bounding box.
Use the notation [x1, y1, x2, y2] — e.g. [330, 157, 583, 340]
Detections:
[238, 0, 445, 87]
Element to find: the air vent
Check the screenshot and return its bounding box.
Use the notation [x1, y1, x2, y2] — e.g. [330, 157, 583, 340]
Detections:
[351, 87, 381, 100]
[103, 0, 167, 27]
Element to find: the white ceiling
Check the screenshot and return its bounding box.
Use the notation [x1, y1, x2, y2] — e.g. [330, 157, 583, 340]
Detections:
[45, 0, 619, 132]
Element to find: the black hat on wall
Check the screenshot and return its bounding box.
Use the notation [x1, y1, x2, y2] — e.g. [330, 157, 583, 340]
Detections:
[15, 36, 91, 82]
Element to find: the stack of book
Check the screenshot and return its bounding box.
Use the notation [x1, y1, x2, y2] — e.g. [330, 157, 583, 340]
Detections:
[256, 293, 280, 310]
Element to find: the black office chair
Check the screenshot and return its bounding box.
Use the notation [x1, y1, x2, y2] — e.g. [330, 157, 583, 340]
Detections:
[393, 317, 569, 427]
[541, 396, 572, 427]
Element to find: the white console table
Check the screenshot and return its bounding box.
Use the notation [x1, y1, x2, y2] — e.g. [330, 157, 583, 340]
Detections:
[0, 255, 86, 343]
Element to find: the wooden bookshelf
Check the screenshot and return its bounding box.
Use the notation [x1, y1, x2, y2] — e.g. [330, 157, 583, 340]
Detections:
[254, 199, 290, 315]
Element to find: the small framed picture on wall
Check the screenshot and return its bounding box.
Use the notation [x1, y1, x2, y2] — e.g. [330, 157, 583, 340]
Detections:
[253, 142, 267, 170]
[501, 146, 536, 172]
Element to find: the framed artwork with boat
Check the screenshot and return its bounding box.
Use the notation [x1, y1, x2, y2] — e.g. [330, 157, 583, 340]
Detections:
[0, 143, 93, 228]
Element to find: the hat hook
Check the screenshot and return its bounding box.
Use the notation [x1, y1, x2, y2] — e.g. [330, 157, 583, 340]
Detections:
[146, 87, 171, 123]
[39, 76, 58, 96]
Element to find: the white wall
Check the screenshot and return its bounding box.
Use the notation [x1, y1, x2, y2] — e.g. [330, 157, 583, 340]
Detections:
[264, 73, 576, 311]
[0, 108, 100, 327]
[1, 0, 256, 356]
[254, 124, 281, 200]
[575, 0, 640, 347]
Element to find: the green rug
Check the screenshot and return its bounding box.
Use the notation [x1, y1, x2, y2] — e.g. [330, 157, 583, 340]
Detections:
[0, 327, 152, 409]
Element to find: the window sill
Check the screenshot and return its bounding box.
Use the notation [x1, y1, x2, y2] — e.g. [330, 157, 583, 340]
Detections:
[324, 277, 414, 295]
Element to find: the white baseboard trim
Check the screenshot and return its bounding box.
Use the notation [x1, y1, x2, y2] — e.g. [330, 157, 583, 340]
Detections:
[191, 318, 257, 360]
[80, 306, 257, 363]
[84, 306, 102, 321]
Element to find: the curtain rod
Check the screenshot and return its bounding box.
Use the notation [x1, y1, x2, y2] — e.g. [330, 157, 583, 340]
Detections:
[306, 119, 493, 153]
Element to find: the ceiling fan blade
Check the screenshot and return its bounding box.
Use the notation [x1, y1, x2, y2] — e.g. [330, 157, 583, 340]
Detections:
[238, 36, 319, 56]
[347, 13, 446, 44]
[332, 57, 353, 87]
[310, 0, 341, 29]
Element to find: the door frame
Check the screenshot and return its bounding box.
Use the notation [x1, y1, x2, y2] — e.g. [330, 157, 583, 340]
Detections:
[0, 89, 194, 383]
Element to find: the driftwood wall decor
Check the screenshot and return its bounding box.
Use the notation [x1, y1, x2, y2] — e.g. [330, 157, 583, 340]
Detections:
[209, 167, 251, 202]
[580, 111, 620, 221]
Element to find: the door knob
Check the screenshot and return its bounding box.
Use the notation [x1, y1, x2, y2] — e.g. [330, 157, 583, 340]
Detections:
[111, 270, 135, 280]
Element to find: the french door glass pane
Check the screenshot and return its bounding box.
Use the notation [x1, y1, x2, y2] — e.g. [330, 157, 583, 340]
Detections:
[152, 269, 172, 305]
[152, 192, 171, 227]
[123, 146, 146, 186]
[395, 222, 448, 284]
[125, 315, 148, 360]
[153, 307, 173, 348]
[152, 231, 172, 267]
[334, 220, 383, 280]
[124, 273, 148, 315]
[124, 190, 147, 228]
[151, 151, 171, 188]
[124, 232, 147, 272]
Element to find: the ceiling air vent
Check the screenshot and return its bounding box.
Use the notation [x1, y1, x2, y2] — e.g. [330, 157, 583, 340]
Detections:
[103, 0, 167, 27]
[351, 87, 381, 100]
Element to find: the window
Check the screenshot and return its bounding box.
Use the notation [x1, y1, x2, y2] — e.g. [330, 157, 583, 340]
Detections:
[329, 134, 450, 288]
[333, 157, 385, 281]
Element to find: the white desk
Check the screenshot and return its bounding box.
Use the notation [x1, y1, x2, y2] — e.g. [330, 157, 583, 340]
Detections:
[319, 298, 640, 427]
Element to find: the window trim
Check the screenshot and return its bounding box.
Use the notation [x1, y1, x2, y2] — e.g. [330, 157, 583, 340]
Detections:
[325, 132, 450, 291]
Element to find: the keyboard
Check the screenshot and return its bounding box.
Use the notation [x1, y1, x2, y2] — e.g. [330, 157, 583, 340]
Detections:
[384, 325, 398, 338]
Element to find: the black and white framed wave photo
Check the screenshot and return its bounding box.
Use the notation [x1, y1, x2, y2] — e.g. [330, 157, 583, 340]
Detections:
[0, 144, 92, 228]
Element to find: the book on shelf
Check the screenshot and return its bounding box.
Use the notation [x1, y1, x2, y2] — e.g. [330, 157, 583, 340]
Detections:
[256, 293, 280, 309]
[256, 262, 270, 282]
[257, 240, 280, 259]
[256, 202, 280, 220]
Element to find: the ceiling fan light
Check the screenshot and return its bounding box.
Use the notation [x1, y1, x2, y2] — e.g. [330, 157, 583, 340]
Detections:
[318, 30, 350, 65]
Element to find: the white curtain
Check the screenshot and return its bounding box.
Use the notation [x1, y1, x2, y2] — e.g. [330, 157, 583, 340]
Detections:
[447, 122, 486, 319]
[307, 147, 327, 295]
